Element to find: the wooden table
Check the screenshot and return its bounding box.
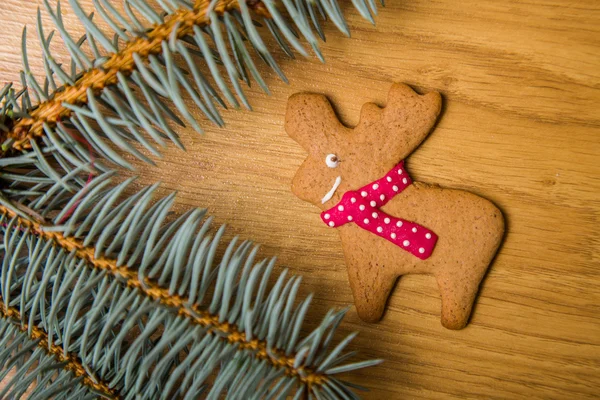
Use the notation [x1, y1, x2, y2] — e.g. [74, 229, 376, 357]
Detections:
[1, 0, 598, 398]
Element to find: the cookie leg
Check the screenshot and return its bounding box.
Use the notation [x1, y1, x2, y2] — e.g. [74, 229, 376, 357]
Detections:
[346, 259, 397, 323]
[435, 264, 488, 330]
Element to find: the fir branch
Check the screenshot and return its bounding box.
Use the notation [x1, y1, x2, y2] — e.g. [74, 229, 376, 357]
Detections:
[7, 0, 242, 151]
[1, 0, 380, 168]
[0, 174, 383, 398]
[0, 202, 327, 386]
[0, 298, 119, 399]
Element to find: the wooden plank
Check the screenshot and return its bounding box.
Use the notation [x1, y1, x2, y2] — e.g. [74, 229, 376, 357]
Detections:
[0, 0, 598, 398]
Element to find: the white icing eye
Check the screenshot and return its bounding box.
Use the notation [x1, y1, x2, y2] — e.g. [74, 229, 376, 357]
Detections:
[325, 154, 340, 168]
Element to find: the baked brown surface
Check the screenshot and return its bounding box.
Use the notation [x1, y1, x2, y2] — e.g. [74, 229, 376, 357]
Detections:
[287, 84, 505, 329]
[1, 0, 599, 398]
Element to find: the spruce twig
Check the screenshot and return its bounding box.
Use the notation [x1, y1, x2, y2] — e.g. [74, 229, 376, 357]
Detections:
[7, 0, 242, 151]
[0, 203, 331, 385]
[0, 173, 383, 398]
[1, 0, 380, 167]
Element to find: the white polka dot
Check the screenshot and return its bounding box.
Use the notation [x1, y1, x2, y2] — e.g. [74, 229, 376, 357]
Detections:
[396, 221, 403, 227]
[393, 185, 399, 192]
[329, 221, 335, 227]
[391, 233, 397, 239]
[398, 168, 403, 174]
[412, 227, 417, 233]
[338, 205, 344, 211]
[351, 197, 356, 203]
[372, 212, 378, 218]
[386, 177, 392, 182]
[372, 183, 379, 190]
[348, 216, 353, 221]
[370, 201, 376, 207]
[384, 218, 390, 224]
[402, 178, 408, 184]
[380, 194, 385, 201]
[359, 205, 365, 211]
[419, 247, 425, 254]
[426, 233, 432, 239]
[324, 214, 330, 220]
[377, 226, 383, 233]
[363, 218, 369, 224]
[403, 240, 410, 247]
[361, 191, 367, 197]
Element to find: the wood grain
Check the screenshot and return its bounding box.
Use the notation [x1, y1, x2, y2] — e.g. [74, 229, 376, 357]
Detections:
[0, 0, 599, 398]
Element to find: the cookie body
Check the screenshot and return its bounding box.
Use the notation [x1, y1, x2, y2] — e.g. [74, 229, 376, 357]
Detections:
[286, 83, 505, 329]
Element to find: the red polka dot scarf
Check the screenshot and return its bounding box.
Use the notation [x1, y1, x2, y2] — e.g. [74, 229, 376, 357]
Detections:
[321, 161, 438, 260]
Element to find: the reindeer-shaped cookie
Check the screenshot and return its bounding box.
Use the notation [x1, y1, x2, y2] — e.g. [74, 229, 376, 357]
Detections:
[286, 83, 504, 330]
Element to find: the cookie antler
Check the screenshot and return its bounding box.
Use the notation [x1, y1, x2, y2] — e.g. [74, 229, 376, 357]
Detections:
[355, 83, 442, 162]
[285, 93, 348, 155]
[287, 84, 442, 165]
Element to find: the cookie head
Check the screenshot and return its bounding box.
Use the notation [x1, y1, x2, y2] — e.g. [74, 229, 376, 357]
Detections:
[286, 84, 442, 209]
[290, 147, 353, 208]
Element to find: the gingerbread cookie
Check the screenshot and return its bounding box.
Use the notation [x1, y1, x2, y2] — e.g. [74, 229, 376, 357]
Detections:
[286, 83, 504, 330]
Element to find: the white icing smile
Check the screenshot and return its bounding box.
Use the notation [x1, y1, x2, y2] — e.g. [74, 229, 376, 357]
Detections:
[322, 176, 342, 204]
